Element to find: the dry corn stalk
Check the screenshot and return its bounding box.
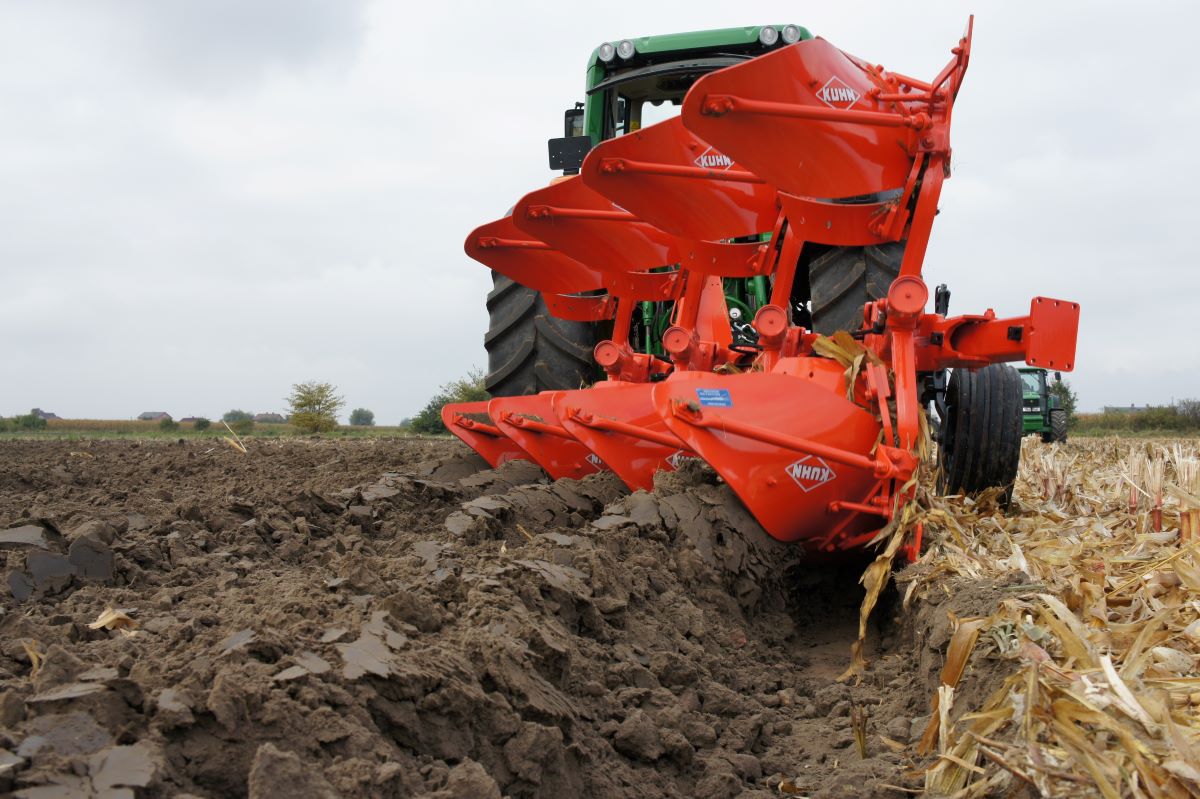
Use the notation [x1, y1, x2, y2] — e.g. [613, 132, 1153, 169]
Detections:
[222, 420, 248, 454]
[903, 437, 1200, 797]
[918, 614, 988, 755]
[812, 330, 879, 402]
[88, 607, 138, 632]
[840, 418, 931, 683]
[21, 640, 43, 678]
[850, 703, 870, 758]
[1170, 458, 1200, 543]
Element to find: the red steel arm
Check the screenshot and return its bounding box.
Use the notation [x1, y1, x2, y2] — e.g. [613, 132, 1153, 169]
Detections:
[914, 296, 1080, 372]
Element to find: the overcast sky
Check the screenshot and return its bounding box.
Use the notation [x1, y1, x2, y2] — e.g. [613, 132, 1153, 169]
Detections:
[1, 1, 1194, 421]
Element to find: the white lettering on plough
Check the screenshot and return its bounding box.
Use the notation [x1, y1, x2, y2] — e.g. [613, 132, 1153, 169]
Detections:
[785, 456, 837, 492]
[816, 76, 862, 109]
[693, 147, 734, 171]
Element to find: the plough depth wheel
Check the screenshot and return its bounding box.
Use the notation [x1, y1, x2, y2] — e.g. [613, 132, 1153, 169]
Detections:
[937, 364, 1024, 500]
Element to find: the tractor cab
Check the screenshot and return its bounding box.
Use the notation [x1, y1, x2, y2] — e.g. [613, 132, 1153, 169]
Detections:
[549, 25, 810, 173]
[542, 25, 814, 362]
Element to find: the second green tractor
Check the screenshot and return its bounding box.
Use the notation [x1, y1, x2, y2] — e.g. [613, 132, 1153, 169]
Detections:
[1020, 367, 1069, 443]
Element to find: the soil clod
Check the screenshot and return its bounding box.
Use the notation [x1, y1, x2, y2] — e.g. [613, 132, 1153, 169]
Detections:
[0, 437, 997, 797]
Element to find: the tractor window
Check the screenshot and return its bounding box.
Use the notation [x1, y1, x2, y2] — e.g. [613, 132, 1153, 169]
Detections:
[639, 98, 682, 128]
[605, 93, 683, 137]
[596, 60, 722, 140]
[1020, 372, 1041, 393]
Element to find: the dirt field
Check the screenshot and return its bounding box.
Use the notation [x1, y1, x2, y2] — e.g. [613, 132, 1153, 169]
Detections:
[0, 436, 1186, 797]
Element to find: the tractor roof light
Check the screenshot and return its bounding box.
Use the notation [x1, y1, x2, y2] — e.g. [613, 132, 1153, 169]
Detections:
[781, 24, 801, 44]
[598, 42, 616, 63]
[616, 39, 635, 59]
[758, 26, 779, 46]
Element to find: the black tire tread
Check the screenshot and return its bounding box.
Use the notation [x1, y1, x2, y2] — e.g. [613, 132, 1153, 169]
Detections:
[808, 242, 905, 335]
[1049, 409, 1068, 443]
[484, 273, 595, 397]
[939, 364, 1023, 499]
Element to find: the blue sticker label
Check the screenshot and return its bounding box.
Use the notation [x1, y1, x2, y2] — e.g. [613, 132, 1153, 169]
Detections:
[696, 388, 732, 408]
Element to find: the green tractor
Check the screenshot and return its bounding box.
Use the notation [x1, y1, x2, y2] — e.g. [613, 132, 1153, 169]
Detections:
[1020, 367, 1068, 443]
[483, 24, 905, 397]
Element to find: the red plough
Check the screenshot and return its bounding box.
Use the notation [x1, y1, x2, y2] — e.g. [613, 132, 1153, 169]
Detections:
[447, 20, 1080, 557]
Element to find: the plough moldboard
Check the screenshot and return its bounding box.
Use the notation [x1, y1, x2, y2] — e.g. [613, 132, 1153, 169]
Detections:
[448, 20, 1080, 558]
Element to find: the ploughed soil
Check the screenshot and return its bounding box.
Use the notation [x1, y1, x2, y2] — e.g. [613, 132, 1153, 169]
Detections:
[0, 439, 1008, 798]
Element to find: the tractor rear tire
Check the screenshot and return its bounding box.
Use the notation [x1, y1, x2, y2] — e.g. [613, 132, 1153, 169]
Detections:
[808, 242, 905, 336]
[938, 364, 1024, 501]
[484, 273, 596, 398]
[1047, 409, 1068, 443]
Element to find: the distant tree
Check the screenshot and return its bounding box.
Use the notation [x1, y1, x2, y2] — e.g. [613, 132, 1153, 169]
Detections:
[193, 417, 212, 431]
[158, 417, 179, 432]
[409, 369, 488, 435]
[349, 408, 375, 427]
[1049, 377, 1077, 424]
[221, 409, 254, 435]
[1179, 398, 1200, 426]
[14, 410, 48, 430]
[287, 381, 344, 433]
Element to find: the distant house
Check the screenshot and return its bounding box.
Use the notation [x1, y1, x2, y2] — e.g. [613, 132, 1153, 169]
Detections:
[31, 408, 60, 420]
[253, 413, 286, 424]
[137, 412, 172, 422]
[1102, 404, 1164, 414]
[179, 417, 199, 423]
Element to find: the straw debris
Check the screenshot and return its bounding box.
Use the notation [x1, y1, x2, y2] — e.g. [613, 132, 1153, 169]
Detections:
[902, 437, 1200, 797]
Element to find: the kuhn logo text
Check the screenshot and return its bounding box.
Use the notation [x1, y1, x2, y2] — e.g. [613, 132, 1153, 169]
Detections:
[693, 147, 733, 170]
[816, 76, 862, 109]
[785, 456, 837, 492]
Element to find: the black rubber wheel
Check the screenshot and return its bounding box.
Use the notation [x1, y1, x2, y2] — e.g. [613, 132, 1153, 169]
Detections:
[484, 273, 596, 398]
[938, 364, 1023, 499]
[1049, 409, 1068, 443]
[808, 242, 905, 335]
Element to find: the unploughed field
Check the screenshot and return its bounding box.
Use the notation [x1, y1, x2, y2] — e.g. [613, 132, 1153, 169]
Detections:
[1, 435, 1198, 798]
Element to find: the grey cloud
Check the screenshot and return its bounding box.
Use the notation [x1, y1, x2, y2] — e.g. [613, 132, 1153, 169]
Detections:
[99, 0, 368, 91]
[0, 1, 1195, 422]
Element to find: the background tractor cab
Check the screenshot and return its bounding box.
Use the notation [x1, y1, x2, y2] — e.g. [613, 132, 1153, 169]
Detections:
[1020, 367, 1068, 443]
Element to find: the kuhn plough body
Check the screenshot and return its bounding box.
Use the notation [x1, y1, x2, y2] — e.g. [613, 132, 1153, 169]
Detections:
[447, 20, 1080, 556]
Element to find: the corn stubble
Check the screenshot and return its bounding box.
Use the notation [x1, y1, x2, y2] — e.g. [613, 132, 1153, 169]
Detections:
[900, 437, 1200, 797]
